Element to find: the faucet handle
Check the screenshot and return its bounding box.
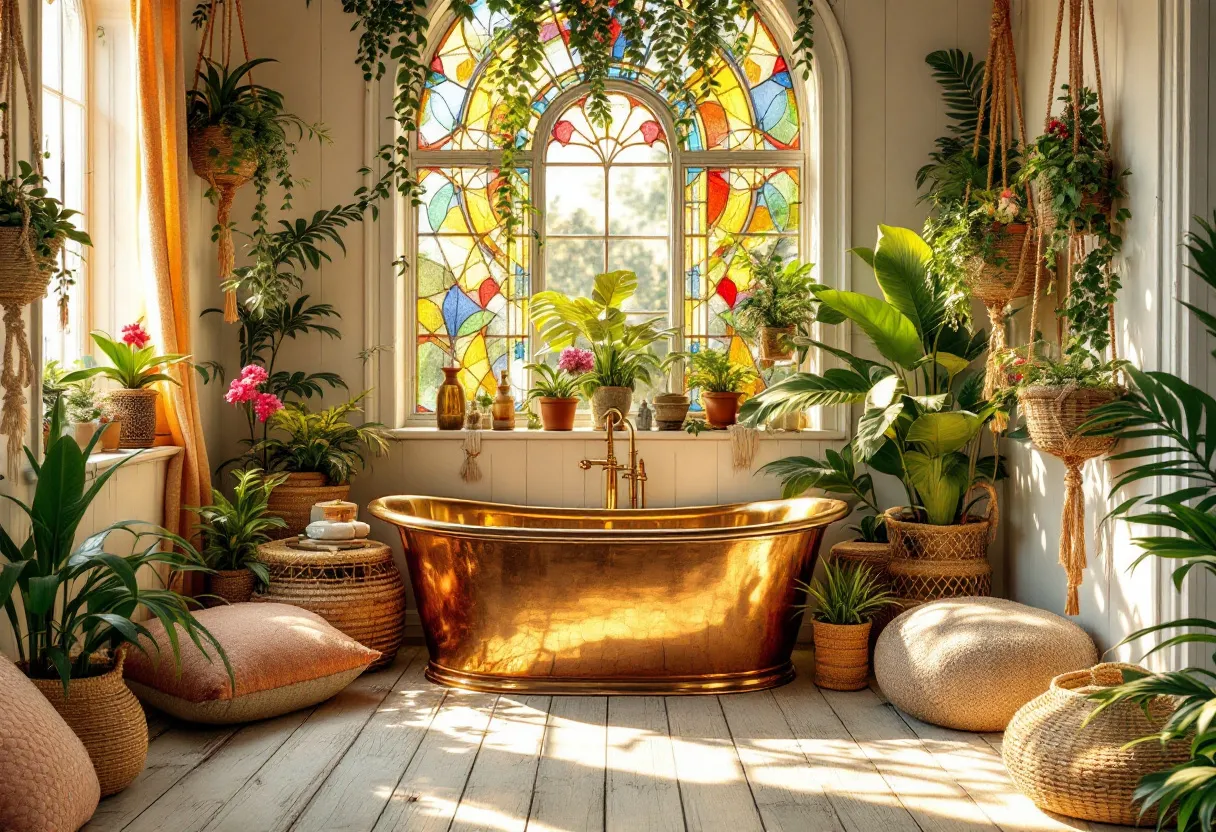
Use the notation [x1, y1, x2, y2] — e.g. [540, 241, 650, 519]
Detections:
[578, 459, 592, 470]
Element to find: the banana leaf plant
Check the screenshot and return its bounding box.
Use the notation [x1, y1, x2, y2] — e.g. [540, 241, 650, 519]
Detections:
[740, 225, 1004, 526]
[0, 397, 231, 692]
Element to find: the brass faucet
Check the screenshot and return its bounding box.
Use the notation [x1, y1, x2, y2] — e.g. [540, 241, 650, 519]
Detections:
[579, 408, 647, 509]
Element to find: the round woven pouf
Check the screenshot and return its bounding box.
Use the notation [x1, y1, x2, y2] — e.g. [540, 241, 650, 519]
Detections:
[255, 539, 406, 670]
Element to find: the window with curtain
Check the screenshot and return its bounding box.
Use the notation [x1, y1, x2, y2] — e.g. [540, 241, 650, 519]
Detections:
[410, 0, 805, 418]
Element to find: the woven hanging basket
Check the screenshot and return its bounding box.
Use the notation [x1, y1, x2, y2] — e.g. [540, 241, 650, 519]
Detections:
[1036, 175, 1115, 234]
[208, 568, 256, 605]
[188, 125, 258, 188]
[964, 223, 1036, 307]
[1003, 663, 1189, 825]
[0, 227, 57, 304]
[1017, 384, 1119, 460]
[28, 648, 148, 797]
[265, 472, 352, 539]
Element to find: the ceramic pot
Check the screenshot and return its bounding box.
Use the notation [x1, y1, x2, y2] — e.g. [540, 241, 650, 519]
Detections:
[98, 419, 121, 451]
[106, 389, 159, 448]
[29, 649, 147, 796]
[812, 620, 872, 691]
[758, 326, 796, 362]
[436, 367, 466, 430]
[208, 568, 256, 605]
[700, 391, 743, 428]
[538, 397, 578, 430]
[72, 420, 101, 450]
[591, 386, 632, 428]
[265, 472, 352, 539]
[653, 393, 690, 430]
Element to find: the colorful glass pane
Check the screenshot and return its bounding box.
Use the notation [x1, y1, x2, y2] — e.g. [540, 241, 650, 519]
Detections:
[415, 167, 530, 413]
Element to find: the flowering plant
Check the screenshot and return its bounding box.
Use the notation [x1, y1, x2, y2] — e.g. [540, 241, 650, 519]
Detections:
[61, 322, 189, 390]
[225, 365, 285, 423]
[526, 350, 592, 401]
[557, 347, 594, 375]
[982, 188, 1021, 225]
[1000, 342, 1124, 390]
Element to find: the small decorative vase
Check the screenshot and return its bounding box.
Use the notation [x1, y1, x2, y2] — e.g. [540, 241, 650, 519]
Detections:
[106, 388, 159, 448]
[492, 370, 516, 430]
[98, 418, 121, 451]
[812, 620, 872, 691]
[591, 386, 632, 428]
[72, 420, 100, 450]
[265, 472, 351, 539]
[29, 649, 148, 796]
[538, 397, 578, 430]
[635, 399, 653, 431]
[464, 402, 483, 430]
[700, 391, 743, 428]
[208, 568, 256, 605]
[436, 367, 466, 430]
[653, 393, 690, 430]
[758, 326, 796, 362]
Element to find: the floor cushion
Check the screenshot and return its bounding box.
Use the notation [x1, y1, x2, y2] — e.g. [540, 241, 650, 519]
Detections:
[873, 597, 1098, 731]
[0, 657, 100, 831]
[124, 603, 380, 724]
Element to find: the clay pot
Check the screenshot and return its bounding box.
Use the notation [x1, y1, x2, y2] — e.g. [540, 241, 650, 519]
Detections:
[106, 389, 159, 449]
[98, 419, 121, 451]
[436, 367, 466, 430]
[700, 391, 743, 428]
[758, 326, 796, 362]
[265, 472, 352, 539]
[538, 397, 578, 431]
[653, 393, 690, 430]
[812, 620, 872, 691]
[591, 386, 632, 428]
[208, 568, 256, 605]
[72, 420, 101, 450]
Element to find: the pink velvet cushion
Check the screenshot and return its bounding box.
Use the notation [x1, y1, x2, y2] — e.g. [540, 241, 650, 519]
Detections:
[0, 657, 100, 831]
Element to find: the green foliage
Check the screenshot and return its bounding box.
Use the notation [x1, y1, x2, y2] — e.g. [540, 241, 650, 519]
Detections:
[0, 398, 230, 691]
[759, 444, 887, 542]
[526, 363, 581, 401]
[254, 395, 389, 485]
[730, 245, 823, 333]
[1008, 342, 1124, 390]
[685, 347, 757, 394]
[64, 376, 101, 423]
[193, 469, 288, 586]
[802, 559, 893, 625]
[63, 330, 188, 390]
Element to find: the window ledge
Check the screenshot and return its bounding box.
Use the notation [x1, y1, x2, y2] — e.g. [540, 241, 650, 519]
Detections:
[387, 427, 843, 441]
[22, 445, 182, 484]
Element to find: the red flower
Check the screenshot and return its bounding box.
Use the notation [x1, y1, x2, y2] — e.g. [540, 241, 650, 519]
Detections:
[121, 321, 151, 349]
[253, 392, 284, 423]
[1046, 118, 1069, 140]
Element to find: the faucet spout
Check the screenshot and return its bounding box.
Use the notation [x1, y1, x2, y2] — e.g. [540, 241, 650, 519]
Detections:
[580, 407, 646, 509]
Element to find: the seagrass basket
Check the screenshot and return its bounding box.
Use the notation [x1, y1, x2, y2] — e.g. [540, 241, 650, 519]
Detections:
[208, 568, 256, 605]
[1037, 176, 1114, 233]
[1003, 663, 1189, 825]
[188, 125, 258, 188]
[255, 539, 406, 670]
[885, 484, 996, 604]
[812, 621, 871, 691]
[265, 472, 352, 539]
[28, 648, 147, 797]
[964, 222, 1035, 307]
[0, 227, 58, 305]
[888, 556, 992, 603]
[1018, 385, 1120, 460]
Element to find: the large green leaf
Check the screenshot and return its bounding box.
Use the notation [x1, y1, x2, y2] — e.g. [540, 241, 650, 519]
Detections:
[869, 225, 940, 338]
[591, 269, 637, 310]
[904, 450, 970, 525]
[905, 411, 985, 456]
[855, 375, 905, 461]
[816, 289, 923, 369]
[739, 367, 871, 424]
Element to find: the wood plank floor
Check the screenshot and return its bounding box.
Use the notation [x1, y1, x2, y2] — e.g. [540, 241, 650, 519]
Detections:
[88, 648, 1141, 832]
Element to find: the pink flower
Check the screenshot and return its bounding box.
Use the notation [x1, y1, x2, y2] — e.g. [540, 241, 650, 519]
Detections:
[121, 321, 151, 349]
[224, 364, 270, 405]
[558, 347, 594, 375]
[253, 392, 284, 423]
[238, 364, 269, 386]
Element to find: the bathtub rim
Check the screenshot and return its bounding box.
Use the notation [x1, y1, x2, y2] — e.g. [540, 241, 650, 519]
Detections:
[423, 659, 799, 695]
[367, 494, 849, 544]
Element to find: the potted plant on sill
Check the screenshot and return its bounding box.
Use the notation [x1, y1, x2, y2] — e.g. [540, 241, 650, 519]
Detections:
[730, 243, 820, 363]
[61, 322, 189, 449]
[801, 558, 894, 691]
[194, 468, 288, 604]
[525, 348, 591, 431]
[531, 270, 675, 428]
[685, 347, 759, 428]
[0, 398, 230, 796]
[64, 374, 103, 450]
[254, 395, 389, 538]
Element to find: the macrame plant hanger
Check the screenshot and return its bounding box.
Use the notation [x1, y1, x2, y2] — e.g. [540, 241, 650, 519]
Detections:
[190, 0, 254, 323]
[0, 0, 46, 479]
[966, 0, 1037, 413]
[1024, 0, 1119, 616]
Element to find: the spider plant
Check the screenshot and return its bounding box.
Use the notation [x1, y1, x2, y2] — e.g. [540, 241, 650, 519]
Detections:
[254, 394, 389, 485]
[801, 559, 894, 626]
[685, 347, 758, 394]
[194, 468, 288, 586]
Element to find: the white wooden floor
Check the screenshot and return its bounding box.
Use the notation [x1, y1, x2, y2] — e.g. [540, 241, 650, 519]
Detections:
[87, 647, 1141, 832]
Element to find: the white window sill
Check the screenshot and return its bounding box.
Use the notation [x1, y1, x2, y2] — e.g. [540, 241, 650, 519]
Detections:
[387, 426, 843, 441]
[22, 445, 182, 484]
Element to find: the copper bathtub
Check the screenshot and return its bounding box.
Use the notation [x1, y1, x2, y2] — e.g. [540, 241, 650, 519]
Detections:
[367, 495, 848, 694]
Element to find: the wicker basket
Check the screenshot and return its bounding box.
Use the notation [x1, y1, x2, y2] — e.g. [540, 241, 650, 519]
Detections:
[0, 227, 58, 305]
[888, 556, 993, 603]
[758, 326, 796, 362]
[830, 539, 895, 644]
[964, 223, 1036, 307]
[265, 472, 352, 539]
[29, 648, 147, 797]
[188, 125, 258, 188]
[208, 569, 255, 605]
[255, 539, 406, 670]
[1037, 176, 1114, 233]
[884, 488, 997, 562]
[812, 621, 871, 691]
[1003, 663, 1189, 825]
[105, 388, 159, 449]
[1018, 385, 1120, 460]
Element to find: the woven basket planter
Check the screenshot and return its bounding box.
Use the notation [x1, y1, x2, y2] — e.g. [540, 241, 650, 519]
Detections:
[105, 389, 159, 449]
[1003, 663, 1189, 825]
[964, 223, 1036, 307]
[831, 540, 894, 644]
[255, 539, 406, 670]
[188, 125, 258, 188]
[29, 649, 147, 797]
[1018, 385, 1119, 460]
[1037, 176, 1114, 233]
[758, 326, 796, 363]
[265, 472, 352, 539]
[812, 621, 871, 691]
[888, 556, 993, 603]
[885, 485, 996, 604]
[208, 568, 256, 605]
[0, 227, 58, 305]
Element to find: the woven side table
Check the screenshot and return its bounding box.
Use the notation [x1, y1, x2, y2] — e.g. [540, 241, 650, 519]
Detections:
[255, 539, 406, 670]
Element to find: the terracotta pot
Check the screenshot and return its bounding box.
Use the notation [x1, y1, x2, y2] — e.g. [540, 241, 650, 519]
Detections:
[812, 620, 872, 691]
[98, 419, 121, 451]
[758, 326, 796, 362]
[208, 568, 256, 605]
[700, 391, 743, 428]
[436, 367, 466, 430]
[538, 397, 578, 431]
[106, 389, 159, 448]
[653, 393, 690, 430]
[29, 649, 147, 796]
[266, 472, 352, 539]
[591, 386, 632, 429]
[72, 420, 101, 450]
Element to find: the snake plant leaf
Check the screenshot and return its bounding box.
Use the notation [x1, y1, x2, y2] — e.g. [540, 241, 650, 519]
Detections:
[870, 225, 942, 338]
[816, 289, 923, 370]
[905, 411, 985, 456]
[904, 450, 971, 526]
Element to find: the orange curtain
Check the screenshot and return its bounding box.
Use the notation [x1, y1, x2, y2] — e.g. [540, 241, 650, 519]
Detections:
[132, 0, 211, 574]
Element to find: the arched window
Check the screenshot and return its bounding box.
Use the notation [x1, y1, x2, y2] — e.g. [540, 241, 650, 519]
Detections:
[411, 0, 804, 416]
[41, 0, 89, 365]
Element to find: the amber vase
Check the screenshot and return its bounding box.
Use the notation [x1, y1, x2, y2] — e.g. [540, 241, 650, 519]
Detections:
[492, 369, 516, 430]
[436, 367, 466, 430]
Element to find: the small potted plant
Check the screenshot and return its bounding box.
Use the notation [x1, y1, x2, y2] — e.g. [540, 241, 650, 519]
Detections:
[685, 347, 758, 428]
[254, 395, 389, 537]
[526, 347, 591, 430]
[64, 375, 102, 450]
[63, 322, 189, 448]
[2, 398, 229, 796]
[802, 559, 894, 691]
[731, 244, 819, 363]
[194, 468, 288, 604]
